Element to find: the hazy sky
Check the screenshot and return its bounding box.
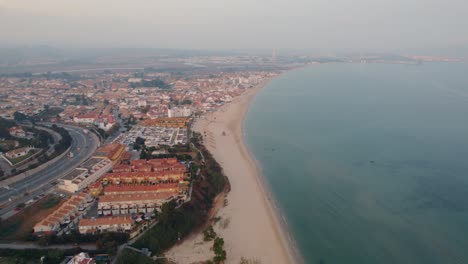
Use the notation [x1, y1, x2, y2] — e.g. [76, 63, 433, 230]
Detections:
[1, 0, 467, 51]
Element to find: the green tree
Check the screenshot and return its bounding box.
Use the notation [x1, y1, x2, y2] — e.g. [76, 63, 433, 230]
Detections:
[203, 226, 217, 241]
[13, 111, 28, 121]
[97, 128, 107, 139]
[160, 200, 177, 226]
[213, 237, 226, 263]
[133, 137, 146, 150]
[116, 249, 155, 264]
[139, 78, 171, 89]
[140, 146, 150, 159]
[0, 117, 16, 138]
[181, 99, 192, 105]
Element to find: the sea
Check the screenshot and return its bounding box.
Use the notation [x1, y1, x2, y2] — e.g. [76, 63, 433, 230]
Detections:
[245, 62, 468, 264]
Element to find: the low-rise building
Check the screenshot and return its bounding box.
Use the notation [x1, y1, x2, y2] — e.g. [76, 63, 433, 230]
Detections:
[98, 192, 178, 215]
[128, 78, 142, 83]
[146, 158, 187, 173]
[103, 183, 180, 195]
[33, 193, 91, 234]
[122, 125, 188, 147]
[96, 114, 116, 131]
[93, 144, 127, 165]
[112, 164, 132, 173]
[102, 171, 186, 185]
[133, 164, 152, 172]
[139, 117, 189, 128]
[88, 181, 103, 197]
[73, 113, 98, 124]
[67, 252, 95, 264]
[59, 157, 112, 193]
[78, 216, 134, 234]
[8, 126, 26, 138]
[5, 146, 34, 159]
[168, 107, 191, 118]
[102, 158, 187, 185]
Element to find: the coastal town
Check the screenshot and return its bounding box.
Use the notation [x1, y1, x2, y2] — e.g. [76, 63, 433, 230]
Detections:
[0, 49, 463, 264]
[0, 52, 291, 264]
[2, 0, 468, 262]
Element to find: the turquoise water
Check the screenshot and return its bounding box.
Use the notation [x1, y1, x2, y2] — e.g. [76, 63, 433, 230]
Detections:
[245, 63, 468, 264]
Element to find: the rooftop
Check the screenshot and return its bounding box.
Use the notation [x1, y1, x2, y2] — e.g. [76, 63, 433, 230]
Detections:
[104, 171, 185, 179]
[62, 168, 87, 181]
[99, 192, 177, 203]
[81, 157, 110, 171]
[79, 216, 133, 227]
[104, 183, 179, 193]
[34, 193, 90, 231]
[94, 143, 125, 161]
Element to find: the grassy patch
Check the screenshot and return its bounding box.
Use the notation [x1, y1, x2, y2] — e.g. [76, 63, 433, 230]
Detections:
[132, 200, 204, 256]
[0, 248, 80, 264]
[7, 151, 35, 165]
[0, 220, 22, 239]
[0, 257, 18, 264]
[0, 140, 18, 152]
[41, 196, 62, 209]
[0, 195, 63, 241]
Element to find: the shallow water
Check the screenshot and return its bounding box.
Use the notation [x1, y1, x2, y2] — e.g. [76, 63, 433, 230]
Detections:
[245, 62, 468, 264]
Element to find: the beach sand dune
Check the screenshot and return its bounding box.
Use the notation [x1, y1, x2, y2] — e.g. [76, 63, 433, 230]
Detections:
[166, 83, 297, 264]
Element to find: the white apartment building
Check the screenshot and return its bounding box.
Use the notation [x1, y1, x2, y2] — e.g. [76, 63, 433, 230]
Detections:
[167, 107, 191, 118]
[78, 216, 134, 234]
[98, 192, 178, 216]
[59, 157, 112, 193]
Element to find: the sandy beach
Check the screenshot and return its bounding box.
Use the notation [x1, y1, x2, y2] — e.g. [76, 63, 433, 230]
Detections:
[166, 80, 299, 264]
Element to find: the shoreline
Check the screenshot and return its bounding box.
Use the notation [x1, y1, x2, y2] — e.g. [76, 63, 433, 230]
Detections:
[166, 71, 302, 263]
[239, 78, 304, 264]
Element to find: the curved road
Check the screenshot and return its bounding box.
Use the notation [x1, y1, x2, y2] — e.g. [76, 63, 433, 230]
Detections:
[0, 124, 100, 217]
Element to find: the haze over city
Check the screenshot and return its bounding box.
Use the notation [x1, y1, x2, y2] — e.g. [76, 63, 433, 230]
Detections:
[1, 0, 468, 52]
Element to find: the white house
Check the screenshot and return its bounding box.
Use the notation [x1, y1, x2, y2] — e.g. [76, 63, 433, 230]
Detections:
[73, 113, 98, 124]
[8, 126, 26, 138]
[5, 146, 34, 159]
[168, 107, 191, 118]
[78, 216, 134, 234]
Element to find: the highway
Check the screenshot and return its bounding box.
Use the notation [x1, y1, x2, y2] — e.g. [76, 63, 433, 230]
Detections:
[0, 124, 100, 218]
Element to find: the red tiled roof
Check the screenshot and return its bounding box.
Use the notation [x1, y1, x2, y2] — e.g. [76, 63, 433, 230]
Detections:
[147, 158, 178, 165]
[89, 181, 102, 189]
[76, 112, 98, 119]
[133, 164, 153, 171]
[104, 171, 185, 179]
[99, 192, 177, 203]
[104, 183, 178, 194]
[34, 193, 89, 231]
[128, 158, 186, 171]
[130, 159, 147, 166]
[112, 164, 132, 172]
